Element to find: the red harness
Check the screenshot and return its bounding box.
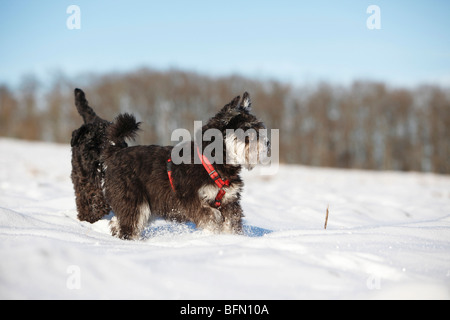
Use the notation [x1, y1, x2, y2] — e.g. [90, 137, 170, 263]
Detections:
[166, 158, 175, 191]
[167, 146, 230, 208]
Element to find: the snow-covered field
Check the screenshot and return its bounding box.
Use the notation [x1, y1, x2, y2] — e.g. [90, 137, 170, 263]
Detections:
[0, 138, 449, 299]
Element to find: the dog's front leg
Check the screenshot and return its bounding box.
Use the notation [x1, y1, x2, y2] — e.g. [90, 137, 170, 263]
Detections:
[195, 206, 224, 233]
[218, 202, 244, 234]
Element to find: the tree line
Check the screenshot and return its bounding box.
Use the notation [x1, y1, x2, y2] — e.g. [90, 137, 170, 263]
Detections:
[0, 68, 449, 174]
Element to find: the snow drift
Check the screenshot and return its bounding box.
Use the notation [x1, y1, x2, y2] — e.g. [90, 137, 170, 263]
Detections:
[0, 138, 449, 299]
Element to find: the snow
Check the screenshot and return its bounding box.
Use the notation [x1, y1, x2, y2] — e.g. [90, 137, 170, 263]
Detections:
[0, 137, 449, 299]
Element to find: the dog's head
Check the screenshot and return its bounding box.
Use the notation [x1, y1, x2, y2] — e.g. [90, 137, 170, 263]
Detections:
[204, 92, 270, 170]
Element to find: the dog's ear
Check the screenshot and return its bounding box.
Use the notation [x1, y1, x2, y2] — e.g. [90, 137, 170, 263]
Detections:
[216, 95, 240, 121]
[239, 92, 252, 112]
[211, 95, 243, 126]
[221, 95, 241, 113]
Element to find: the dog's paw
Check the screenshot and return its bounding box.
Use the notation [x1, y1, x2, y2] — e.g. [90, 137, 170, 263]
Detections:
[109, 216, 119, 237]
[212, 208, 224, 223]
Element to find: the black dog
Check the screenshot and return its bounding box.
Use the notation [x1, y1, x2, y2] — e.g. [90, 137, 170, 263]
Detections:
[102, 92, 269, 240]
[70, 88, 116, 223]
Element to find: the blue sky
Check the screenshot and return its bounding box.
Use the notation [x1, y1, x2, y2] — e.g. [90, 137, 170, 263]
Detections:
[1, 0, 449, 87]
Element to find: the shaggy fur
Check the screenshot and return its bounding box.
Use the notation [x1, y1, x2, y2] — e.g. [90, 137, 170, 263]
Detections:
[70, 88, 116, 223]
[102, 92, 269, 240]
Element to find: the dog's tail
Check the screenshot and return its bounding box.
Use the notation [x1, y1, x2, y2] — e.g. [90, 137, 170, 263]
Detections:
[74, 88, 99, 124]
[104, 113, 141, 157]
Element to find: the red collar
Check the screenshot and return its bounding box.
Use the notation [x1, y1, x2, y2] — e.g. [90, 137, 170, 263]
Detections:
[166, 146, 230, 208]
[195, 145, 230, 208]
[166, 158, 176, 191]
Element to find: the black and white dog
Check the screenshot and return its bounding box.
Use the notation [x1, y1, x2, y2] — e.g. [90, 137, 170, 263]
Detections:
[71, 89, 119, 223]
[101, 92, 269, 240]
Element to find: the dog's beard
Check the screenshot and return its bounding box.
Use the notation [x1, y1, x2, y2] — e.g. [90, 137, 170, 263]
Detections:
[225, 131, 270, 170]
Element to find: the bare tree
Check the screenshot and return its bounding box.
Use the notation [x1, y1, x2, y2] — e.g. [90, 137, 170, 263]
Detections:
[0, 70, 448, 174]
